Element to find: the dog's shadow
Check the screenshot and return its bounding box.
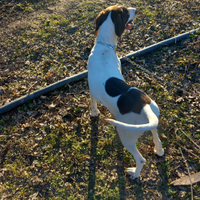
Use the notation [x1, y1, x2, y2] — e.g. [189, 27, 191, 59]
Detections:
[87, 116, 126, 200]
[87, 119, 167, 199]
[87, 116, 99, 200]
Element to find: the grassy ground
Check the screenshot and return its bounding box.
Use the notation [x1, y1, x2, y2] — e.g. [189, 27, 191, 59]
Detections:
[0, 0, 200, 199]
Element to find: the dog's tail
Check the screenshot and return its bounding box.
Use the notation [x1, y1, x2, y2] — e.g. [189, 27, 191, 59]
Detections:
[105, 105, 158, 131]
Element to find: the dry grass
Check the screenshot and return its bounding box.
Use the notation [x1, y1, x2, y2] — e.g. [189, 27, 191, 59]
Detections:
[0, 0, 200, 199]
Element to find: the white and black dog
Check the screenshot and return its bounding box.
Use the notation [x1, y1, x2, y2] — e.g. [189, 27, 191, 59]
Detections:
[87, 5, 164, 179]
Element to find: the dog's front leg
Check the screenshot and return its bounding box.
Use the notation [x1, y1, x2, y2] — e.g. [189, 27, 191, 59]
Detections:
[90, 94, 100, 117]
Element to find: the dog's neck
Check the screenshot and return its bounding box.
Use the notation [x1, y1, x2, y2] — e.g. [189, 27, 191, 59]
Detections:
[96, 12, 118, 48]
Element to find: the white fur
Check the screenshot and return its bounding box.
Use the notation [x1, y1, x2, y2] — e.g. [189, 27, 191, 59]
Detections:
[88, 6, 164, 179]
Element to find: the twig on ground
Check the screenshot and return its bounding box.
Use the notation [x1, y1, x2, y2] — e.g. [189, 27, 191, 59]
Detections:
[176, 142, 200, 160]
[179, 147, 193, 200]
[27, 81, 39, 94]
[180, 129, 200, 150]
[178, 110, 200, 127]
[174, 129, 200, 159]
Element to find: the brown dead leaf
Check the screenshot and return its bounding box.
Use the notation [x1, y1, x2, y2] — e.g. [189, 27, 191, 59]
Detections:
[49, 103, 56, 108]
[176, 168, 185, 177]
[29, 192, 38, 200]
[171, 172, 200, 185]
[40, 95, 47, 99]
[176, 97, 184, 103]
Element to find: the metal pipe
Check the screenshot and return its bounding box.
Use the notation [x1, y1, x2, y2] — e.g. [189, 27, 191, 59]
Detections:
[0, 71, 88, 114]
[121, 28, 200, 63]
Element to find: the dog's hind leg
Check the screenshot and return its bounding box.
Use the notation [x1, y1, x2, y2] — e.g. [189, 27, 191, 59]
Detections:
[151, 128, 164, 156]
[117, 127, 146, 179]
[90, 94, 100, 117]
[125, 144, 146, 179]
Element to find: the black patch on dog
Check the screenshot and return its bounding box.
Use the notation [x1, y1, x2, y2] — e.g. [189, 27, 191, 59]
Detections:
[117, 88, 151, 114]
[105, 77, 151, 114]
[105, 77, 130, 97]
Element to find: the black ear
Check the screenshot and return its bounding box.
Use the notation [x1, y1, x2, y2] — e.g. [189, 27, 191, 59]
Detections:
[95, 11, 109, 36]
[112, 13, 125, 37]
[111, 7, 129, 37]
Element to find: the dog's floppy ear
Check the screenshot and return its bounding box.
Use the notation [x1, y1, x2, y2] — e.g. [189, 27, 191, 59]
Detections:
[95, 5, 121, 36]
[111, 7, 129, 37]
[95, 10, 110, 36]
[112, 13, 125, 37]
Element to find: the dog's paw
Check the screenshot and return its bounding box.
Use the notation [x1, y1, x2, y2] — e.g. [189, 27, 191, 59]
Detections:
[127, 167, 139, 180]
[90, 109, 100, 117]
[154, 147, 164, 156]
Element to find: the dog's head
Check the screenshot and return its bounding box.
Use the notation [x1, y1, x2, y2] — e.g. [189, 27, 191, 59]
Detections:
[95, 5, 136, 37]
